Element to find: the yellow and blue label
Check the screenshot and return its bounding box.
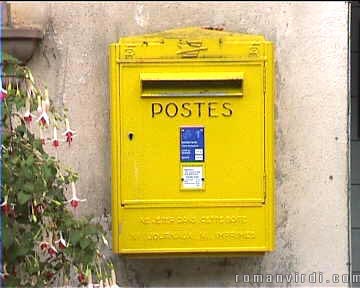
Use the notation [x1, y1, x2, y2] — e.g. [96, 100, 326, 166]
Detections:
[180, 127, 204, 162]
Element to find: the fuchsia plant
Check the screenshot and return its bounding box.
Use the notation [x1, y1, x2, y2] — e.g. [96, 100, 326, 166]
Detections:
[1, 54, 117, 287]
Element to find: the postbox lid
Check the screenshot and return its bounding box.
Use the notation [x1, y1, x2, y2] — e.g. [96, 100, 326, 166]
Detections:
[116, 27, 269, 60]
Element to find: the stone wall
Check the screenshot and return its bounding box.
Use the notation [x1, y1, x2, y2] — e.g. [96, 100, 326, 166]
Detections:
[10, 2, 349, 286]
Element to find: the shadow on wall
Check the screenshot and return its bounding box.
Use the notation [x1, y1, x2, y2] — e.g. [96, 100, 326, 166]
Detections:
[116, 255, 266, 287]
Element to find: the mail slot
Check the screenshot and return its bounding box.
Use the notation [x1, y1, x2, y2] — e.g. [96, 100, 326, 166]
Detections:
[141, 73, 244, 97]
[109, 27, 275, 255]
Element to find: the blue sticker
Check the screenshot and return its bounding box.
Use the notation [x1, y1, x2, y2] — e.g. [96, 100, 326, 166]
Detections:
[180, 127, 204, 162]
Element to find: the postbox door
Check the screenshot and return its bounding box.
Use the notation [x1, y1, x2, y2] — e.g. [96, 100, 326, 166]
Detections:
[120, 62, 265, 206]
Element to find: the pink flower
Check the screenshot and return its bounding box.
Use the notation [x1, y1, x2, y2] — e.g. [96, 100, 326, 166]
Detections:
[77, 272, 85, 284]
[37, 100, 50, 127]
[23, 97, 34, 124]
[1, 203, 10, 215]
[26, 84, 34, 99]
[37, 112, 50, 127]
[39, 241, 49, 251]
[46, 271, 54, 280]
[55, 232, 68, 249]
[58, 240, 67, 249]
[111, 269, 120, 288]
[24, 112, 33, 124]
[63, 119, 76, 145]
[0, 88, 7, 101]
[70, 199, 79, 208]
[47, 245, 57, 256]
[35, 203, 45, 215]
[65, 182, 86, 208]
[37, 95, 42, 113]
[65, 131, 74, 144]
[52, 127, 60, 148]
[39, 126, 46, 145]
[0, 264, 9, 280]
[1, 196, 14, 216]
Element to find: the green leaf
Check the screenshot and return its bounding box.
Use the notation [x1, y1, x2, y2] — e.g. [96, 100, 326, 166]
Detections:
[3, 228, 14, 249]
[3, 53, 21, 64]
[33, 139, 44, 151]
[15, 124, 26, 135]
[15, 245, 29, 257]
[51, 199, 62, 206]
[32, 213, 37, 223]
[69, 231, 82, 245]
[44, 165, 57, 180]
[18, 191, 32, 205]
[86, 225, 98, 235]
[23, 182, 34, 193]
[23, 168, 33, 180]
[80, 238, 91, 249]
[26, 155, 35, 166]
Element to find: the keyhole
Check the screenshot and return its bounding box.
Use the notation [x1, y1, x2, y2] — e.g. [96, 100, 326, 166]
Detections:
[128, 133, 134, 140]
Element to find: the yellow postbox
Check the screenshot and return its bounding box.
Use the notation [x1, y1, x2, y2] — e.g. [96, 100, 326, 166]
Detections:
[109, 27, 275, 255]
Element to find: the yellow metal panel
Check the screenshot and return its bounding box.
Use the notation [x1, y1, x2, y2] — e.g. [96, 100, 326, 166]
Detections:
[109, 27, 275, 255]
[109, 44, 119, 253]
[118, 207, 267, 254]
[140, 72, 244, 81]
[117, 27, 266, 60]
[120, 63, 264, 204]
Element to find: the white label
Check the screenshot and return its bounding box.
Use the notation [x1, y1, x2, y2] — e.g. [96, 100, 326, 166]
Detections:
[195, 154, 203, 161]
[194, 148, 203, 155]
[194, 149, 203, 161]
[182, 166, 203, 189]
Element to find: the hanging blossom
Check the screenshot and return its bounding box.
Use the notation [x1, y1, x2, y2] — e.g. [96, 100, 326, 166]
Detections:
[37, 99, 50, 127]
[0, 196, 14, 216]
[87, 272, 94, 288]
[0, 196, 10, 215]
[23, 80, 36, 123]
[1, 82, 11, 102]
[46, 271, 54, 281]
[77, 272, 86, 284]
[36, 95, 42, 114]
[39, 240, 57, 256]
[43, 88, 50, 111]
[47, 244, 58, 257]
[39, 230, 52, 253]
[0, 87, 7, 101]
[15, 83, 20, 97]
[26, 79, 36, 99]
[52, 126, 60, 148]
[35, 203, 45, 215]
[110, 269, 120, 288]
[23, 96, 35, 124]
[65, 182, 86, 208]
[55, 232, 68, 249]
[1, 264, 9, 280]
[39, 125, 46, 145]
[39, 241, 50, 251]
[63, 118, 76, 145]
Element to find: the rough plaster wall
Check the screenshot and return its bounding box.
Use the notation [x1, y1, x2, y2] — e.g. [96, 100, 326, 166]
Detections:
[10, 1, 349, 287]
